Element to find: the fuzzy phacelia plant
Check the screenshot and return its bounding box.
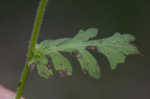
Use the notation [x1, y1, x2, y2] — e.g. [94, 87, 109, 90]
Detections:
[28, 28, 140, 79]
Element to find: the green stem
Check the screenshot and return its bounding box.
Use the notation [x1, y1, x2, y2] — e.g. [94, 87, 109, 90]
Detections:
[15, 0, 48, 99]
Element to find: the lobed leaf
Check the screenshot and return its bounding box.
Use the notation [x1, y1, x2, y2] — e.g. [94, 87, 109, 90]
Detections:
[28, 28, 140, 79]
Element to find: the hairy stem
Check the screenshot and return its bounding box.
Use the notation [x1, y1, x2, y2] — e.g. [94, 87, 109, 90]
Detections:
[15, 0, 48, 98]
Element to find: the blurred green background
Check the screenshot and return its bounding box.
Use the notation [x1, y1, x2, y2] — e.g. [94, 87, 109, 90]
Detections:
[0, 0, 149, 99]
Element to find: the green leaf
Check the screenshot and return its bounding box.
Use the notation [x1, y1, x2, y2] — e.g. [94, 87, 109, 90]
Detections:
[29, 28, 140, 79]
